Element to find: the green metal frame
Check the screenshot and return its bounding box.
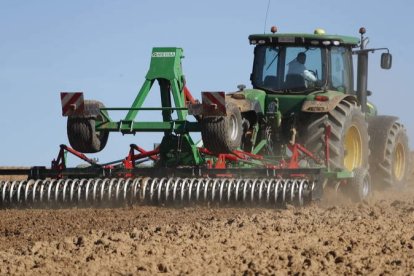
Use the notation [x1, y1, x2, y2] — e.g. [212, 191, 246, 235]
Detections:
[96, 47, 202, 166]
[97, 47, 199, 134]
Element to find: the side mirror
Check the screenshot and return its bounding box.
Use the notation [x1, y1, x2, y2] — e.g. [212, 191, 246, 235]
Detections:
[381, 53, 392, 69]
[367, 90, 372, 96]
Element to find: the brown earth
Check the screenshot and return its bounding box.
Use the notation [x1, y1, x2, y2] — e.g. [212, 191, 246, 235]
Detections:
[0, 178, 414, 275]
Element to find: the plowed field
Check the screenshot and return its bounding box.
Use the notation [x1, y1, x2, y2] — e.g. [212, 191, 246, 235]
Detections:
[0, 176, 413, 275]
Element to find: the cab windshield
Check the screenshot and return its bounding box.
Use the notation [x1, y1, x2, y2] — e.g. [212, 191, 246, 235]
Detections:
[251, 45, 325, 93]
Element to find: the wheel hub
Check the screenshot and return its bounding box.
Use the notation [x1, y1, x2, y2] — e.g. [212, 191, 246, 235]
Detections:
[344, 125, 362, 171]
[393, 142, 406, 181]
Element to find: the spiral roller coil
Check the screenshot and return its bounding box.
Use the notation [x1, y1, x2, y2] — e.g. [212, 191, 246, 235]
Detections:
[0, 177, 314, 208]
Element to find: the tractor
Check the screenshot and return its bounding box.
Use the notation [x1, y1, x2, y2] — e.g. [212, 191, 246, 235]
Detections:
[0, 27, 410, 208]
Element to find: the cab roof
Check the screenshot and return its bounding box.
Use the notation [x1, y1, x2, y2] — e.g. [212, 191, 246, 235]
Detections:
[248, 33, 360, 47]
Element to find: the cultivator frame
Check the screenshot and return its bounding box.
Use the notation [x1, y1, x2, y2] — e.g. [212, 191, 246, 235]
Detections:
[0, 46, 356, 208]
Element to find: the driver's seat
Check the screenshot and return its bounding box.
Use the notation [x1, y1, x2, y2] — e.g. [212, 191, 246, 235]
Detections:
[285, 74, 306, 91]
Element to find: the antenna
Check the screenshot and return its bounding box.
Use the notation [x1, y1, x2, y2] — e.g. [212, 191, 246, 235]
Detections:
[263, 0, 271, 34]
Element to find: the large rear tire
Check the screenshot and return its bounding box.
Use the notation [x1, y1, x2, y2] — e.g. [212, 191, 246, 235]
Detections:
[67, 100, 109, 153]
[201, 103, 242, 153]
[302, 99, 370, 172]
[368, 116, 411, 189]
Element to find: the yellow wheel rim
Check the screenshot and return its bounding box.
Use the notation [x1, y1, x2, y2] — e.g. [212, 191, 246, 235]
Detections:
[344, 125, 363, 171]
[393, 142, 406, 181]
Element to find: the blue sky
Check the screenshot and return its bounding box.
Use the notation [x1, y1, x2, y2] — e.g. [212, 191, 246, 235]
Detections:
[1, 0, 413, 166]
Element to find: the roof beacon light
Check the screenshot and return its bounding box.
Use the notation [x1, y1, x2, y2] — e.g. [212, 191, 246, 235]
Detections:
[270, 26, 278, 33]
[314, 28, 326, 35]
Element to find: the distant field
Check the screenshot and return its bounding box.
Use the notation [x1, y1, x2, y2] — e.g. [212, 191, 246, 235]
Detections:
[0, 167, 28, 181]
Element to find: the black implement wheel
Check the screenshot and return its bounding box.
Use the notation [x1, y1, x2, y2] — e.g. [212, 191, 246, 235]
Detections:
[201, 103, 242, 153]
[302, 99, 370, 172]
[67, 100, 109, 153]
[345, 167, 371, 202]
[368, 116, 411, 189]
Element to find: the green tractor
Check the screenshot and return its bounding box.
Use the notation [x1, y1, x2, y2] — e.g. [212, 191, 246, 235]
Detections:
[9, 26, 404, 209]
[61, 27, 409, 202]
[2, 27, 410, 208]
[199, 26, 410, 196]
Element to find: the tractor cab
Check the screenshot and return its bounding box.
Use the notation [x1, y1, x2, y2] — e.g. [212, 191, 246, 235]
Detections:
[249, 28, 359, 94]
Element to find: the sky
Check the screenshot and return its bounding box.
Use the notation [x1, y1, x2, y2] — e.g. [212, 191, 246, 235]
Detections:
[1, 0, 413, 166]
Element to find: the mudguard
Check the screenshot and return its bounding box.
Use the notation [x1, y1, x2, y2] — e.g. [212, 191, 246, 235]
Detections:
[301, 94, 357, 113]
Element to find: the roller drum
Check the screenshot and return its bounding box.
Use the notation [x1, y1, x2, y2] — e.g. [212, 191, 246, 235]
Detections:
[0, 177, 314, 208]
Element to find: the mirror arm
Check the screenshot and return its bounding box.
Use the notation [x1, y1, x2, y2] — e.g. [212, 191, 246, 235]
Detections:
[352, 47, 389, 55]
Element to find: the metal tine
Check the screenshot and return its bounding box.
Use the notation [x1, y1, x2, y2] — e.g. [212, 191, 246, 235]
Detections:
[204, 178, 213, 201]
[196, 178, 203, 201]
[70, 179, 78, 203]
[165, 177, 175, 203]
[172, 178, 183, 202]
[9, 181, 18, 205]
[98, 179, 109, 203]
[24, 179, 34, 204]
[274, 179, 282, 205]
[123, 178, 133, 203]
[2, 181, 10, 205]
[219, 178, 226, 203]
[149, 178, 158, 203]
[157, 178, 167, 203]
[227, 178, 235, 203]
[77, 179, 87, 204]
[92, 179, 101, 203]
[131, 178, 141, 203]
[62, 179, 71, 203]
[188, 178, 197, 202]
[54, 179, 65, 204]
[32, 179, 43, 205]
[115, 178, 124, 202]
[234, 178, 243, 202]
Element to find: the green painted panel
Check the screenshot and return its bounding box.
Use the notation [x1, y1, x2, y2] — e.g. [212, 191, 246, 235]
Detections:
[146, 47, 185, 81]
[266, 94, 306, 115]
[243, 89, 266, 113]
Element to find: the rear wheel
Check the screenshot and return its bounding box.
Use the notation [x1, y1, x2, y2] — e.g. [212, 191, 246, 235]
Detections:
[368, 116, 410, 189]
[201, 103, 242, 153]
[67, 100, 109, 153]
[302, 99, 370, 172]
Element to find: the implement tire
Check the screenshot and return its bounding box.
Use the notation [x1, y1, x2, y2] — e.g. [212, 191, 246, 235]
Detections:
[67, 100, 109, 153]
[302, 100, 370, 172]
[368, 116, 410, 189]
[341, 167, 371, 202]
[201, 103, 242, 153]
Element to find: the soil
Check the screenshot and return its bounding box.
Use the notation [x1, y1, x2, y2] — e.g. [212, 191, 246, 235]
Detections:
[0, 177, 414, 275]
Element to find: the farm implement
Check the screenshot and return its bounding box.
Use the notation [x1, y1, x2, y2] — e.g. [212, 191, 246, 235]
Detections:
[0, 27, 410, 208]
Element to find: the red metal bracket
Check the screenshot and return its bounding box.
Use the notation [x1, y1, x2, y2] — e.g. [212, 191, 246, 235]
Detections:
[184, 86, 197, 105]
[198, 148, 264, 169]
[123, 144, 160, 169]
[51, 144, 101, 177]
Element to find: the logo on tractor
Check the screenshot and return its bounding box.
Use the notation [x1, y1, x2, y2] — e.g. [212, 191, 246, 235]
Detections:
[152, 52, 176, 58]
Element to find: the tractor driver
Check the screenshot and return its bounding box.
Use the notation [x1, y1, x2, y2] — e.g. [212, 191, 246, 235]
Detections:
[287, 52, 317, 83]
